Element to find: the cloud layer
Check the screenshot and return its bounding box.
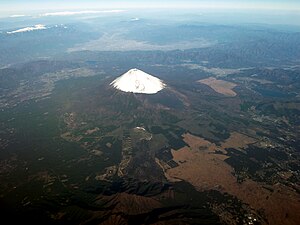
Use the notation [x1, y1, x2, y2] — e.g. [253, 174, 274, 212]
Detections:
[69, 33, 214, 52]
[7, 24, 47, 34]
[40, 10, 125, 17]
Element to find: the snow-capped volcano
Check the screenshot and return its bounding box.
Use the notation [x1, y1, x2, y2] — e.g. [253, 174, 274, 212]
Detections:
[110, 68, 166, 94]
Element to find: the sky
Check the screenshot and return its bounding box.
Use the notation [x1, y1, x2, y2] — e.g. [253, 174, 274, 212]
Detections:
[1, 0, 300, 12]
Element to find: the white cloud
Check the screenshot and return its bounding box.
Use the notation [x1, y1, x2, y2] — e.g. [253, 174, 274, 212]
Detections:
[9, 15, 26, 18]
[40, 10, 125, 17]
[7, 24, 47, 34]
[130, 18, 140, 21]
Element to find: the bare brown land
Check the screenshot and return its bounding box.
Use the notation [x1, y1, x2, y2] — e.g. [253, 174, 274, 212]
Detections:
[198, 77, 237, 96]
[162, 133, 300, 225]
[221, 131, 257, 150]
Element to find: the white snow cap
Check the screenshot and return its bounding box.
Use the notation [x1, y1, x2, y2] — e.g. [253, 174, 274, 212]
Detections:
[110, 68, 166, 94]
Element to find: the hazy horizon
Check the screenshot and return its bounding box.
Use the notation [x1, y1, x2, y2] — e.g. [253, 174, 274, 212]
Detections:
[1, 0, 300, 13]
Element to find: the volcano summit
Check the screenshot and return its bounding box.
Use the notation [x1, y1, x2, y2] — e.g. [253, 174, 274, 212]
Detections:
[110, 68, 166, 94]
